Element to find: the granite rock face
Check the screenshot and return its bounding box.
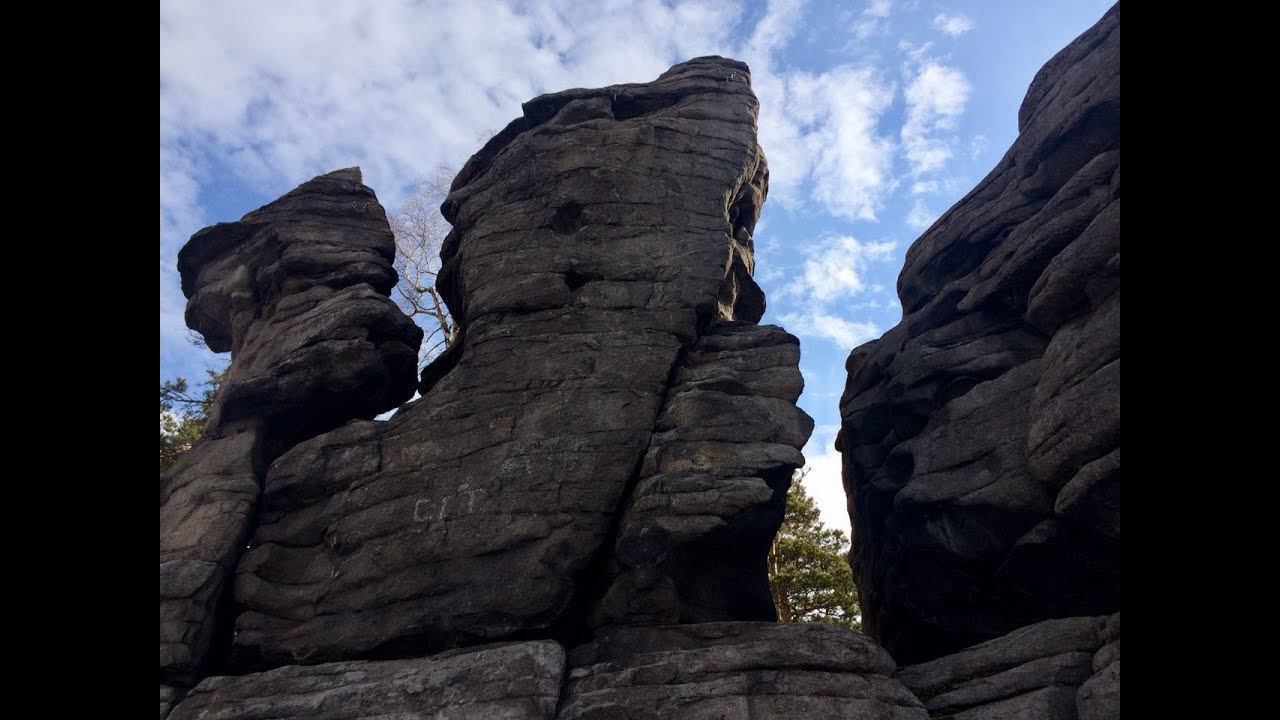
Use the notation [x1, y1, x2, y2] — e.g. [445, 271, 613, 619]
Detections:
[895, 614, 1118, 720]
[837, 3, 1120, 662]
[229, 56, 814, 669]
[160, 168, 423, 683]
[168, 641, 565, 720]
[558, 622, 928, 719]
[592, 323, 813, 627]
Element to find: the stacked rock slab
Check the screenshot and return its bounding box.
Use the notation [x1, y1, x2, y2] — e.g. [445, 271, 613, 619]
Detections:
[168, 641, 565, 720]
[159, 168, 423, 684]
[837, 3, 1120, 662]
[895, 614, 1119, 720]
[592, 322, 813, 627]
[558, 623, 927, 719]
[228, 56, 815, 669]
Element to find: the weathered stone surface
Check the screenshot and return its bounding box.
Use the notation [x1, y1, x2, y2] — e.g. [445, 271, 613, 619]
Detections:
[160, 168, 423, 682]
[1076, 661, 1119, 720]
[896, 615, 1115, 719]
[952, 687, 1078, 720]
[593, 322, 813, 627]
[1077, 613, 1119, 719]
[837, 3, 1120, 662]
[557, 622, 927, 719]
[168, 641, 565, 720]
[160, 685, 182, 719]
[230, 57, 808, 669]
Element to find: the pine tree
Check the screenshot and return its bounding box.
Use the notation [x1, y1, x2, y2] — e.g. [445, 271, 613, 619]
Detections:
[159, 369, 224, 472]
[768, 471, 862, 630]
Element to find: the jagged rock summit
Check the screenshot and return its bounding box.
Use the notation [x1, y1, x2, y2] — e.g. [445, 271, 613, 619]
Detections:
[838, 1, 1120, 667]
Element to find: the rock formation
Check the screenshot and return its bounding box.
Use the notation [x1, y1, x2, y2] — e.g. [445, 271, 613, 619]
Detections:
[160, 3, 1122, 713]
[160, 168, 423, 685]
[227, 56, 811, 671]
[895, 614, 1119, 720]
[837, 3, 1120, 663]
[162, 57, 935, 719]
[168, 642, 566, 720]
[559, 623, 926, 719]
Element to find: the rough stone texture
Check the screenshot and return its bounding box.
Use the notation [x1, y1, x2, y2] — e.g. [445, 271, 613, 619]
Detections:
[160, 685, 182, 719]
[168, 641, 565, 720]
[230, 56, 813, 669]
[837, 3, 1120, 662]
[160, 168, 423, 683]
[1076, 614, 1119, 720]
[593, 322, 813, 627]
[557, 622, 928, 719]
[895, 615, 1116, 719]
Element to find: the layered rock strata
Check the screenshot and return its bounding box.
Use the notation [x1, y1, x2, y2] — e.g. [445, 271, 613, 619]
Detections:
[558, 623, 928, 719]
[228, 57, 813, 669]
[895, 614, 1119, 720]
[168, 641, 565, 720]
[838, 2, 1121, 662]
[159, 168, 422, 683]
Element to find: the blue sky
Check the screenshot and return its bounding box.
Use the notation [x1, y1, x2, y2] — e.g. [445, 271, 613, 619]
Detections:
[160, 0, 1114, 533]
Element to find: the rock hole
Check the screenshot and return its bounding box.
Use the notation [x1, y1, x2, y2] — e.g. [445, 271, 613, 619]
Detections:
[565, 270, 590, 291]
[551, 203, 583, 235]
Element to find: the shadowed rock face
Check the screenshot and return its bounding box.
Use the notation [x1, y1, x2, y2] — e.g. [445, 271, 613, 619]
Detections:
[837, 3, 1120, 663]
[894, 614, 1119, 720]
[229, 56, 814, 669]
[168, 641, 565, 720]
[160, 168, 423, 684]
[558, 623, 928, 720]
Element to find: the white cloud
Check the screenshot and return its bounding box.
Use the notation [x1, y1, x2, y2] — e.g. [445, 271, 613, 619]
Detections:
[780, 311, 881, 349]
[851, 0, 892, 39]
[866, 0, 891, 18]
[906, 198, 937, 231]
[901, 61, 971, 176]
[746, 2, 897, 222]
[933, 12, 974, 37]
[800, 426, 853, 535]
[969, 133, 990, 159]
[785, 234, 895, 302]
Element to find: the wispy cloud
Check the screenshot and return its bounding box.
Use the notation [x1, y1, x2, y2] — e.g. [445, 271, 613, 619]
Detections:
[850, 0, 892, 40]
[746, 1, 897, 222]
[781, 312, 881, 349]
[901, 61, 971, 176]
[933, 12, 974, 37]
[906, 198, 937, 231]
[784, 234, 896, 303]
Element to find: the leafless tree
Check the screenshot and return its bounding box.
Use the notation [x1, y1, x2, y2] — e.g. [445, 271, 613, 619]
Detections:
[389, 164, 458, 368]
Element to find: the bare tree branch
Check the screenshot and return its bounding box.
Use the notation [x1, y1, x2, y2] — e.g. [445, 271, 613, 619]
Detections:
[389, 163, 459, 370]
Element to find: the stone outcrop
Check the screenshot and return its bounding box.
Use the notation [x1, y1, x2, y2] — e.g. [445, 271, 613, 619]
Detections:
[160, 168, 423, 683]
[558, 622, 927, 719]
[168, 641, 565, 720]
[895, 614, 1118, 720]
[161, 6, 1123, 712]
[227, 56, 814, 671]
[159, 56, 937, 720]
[837, 3, 1120, 662]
